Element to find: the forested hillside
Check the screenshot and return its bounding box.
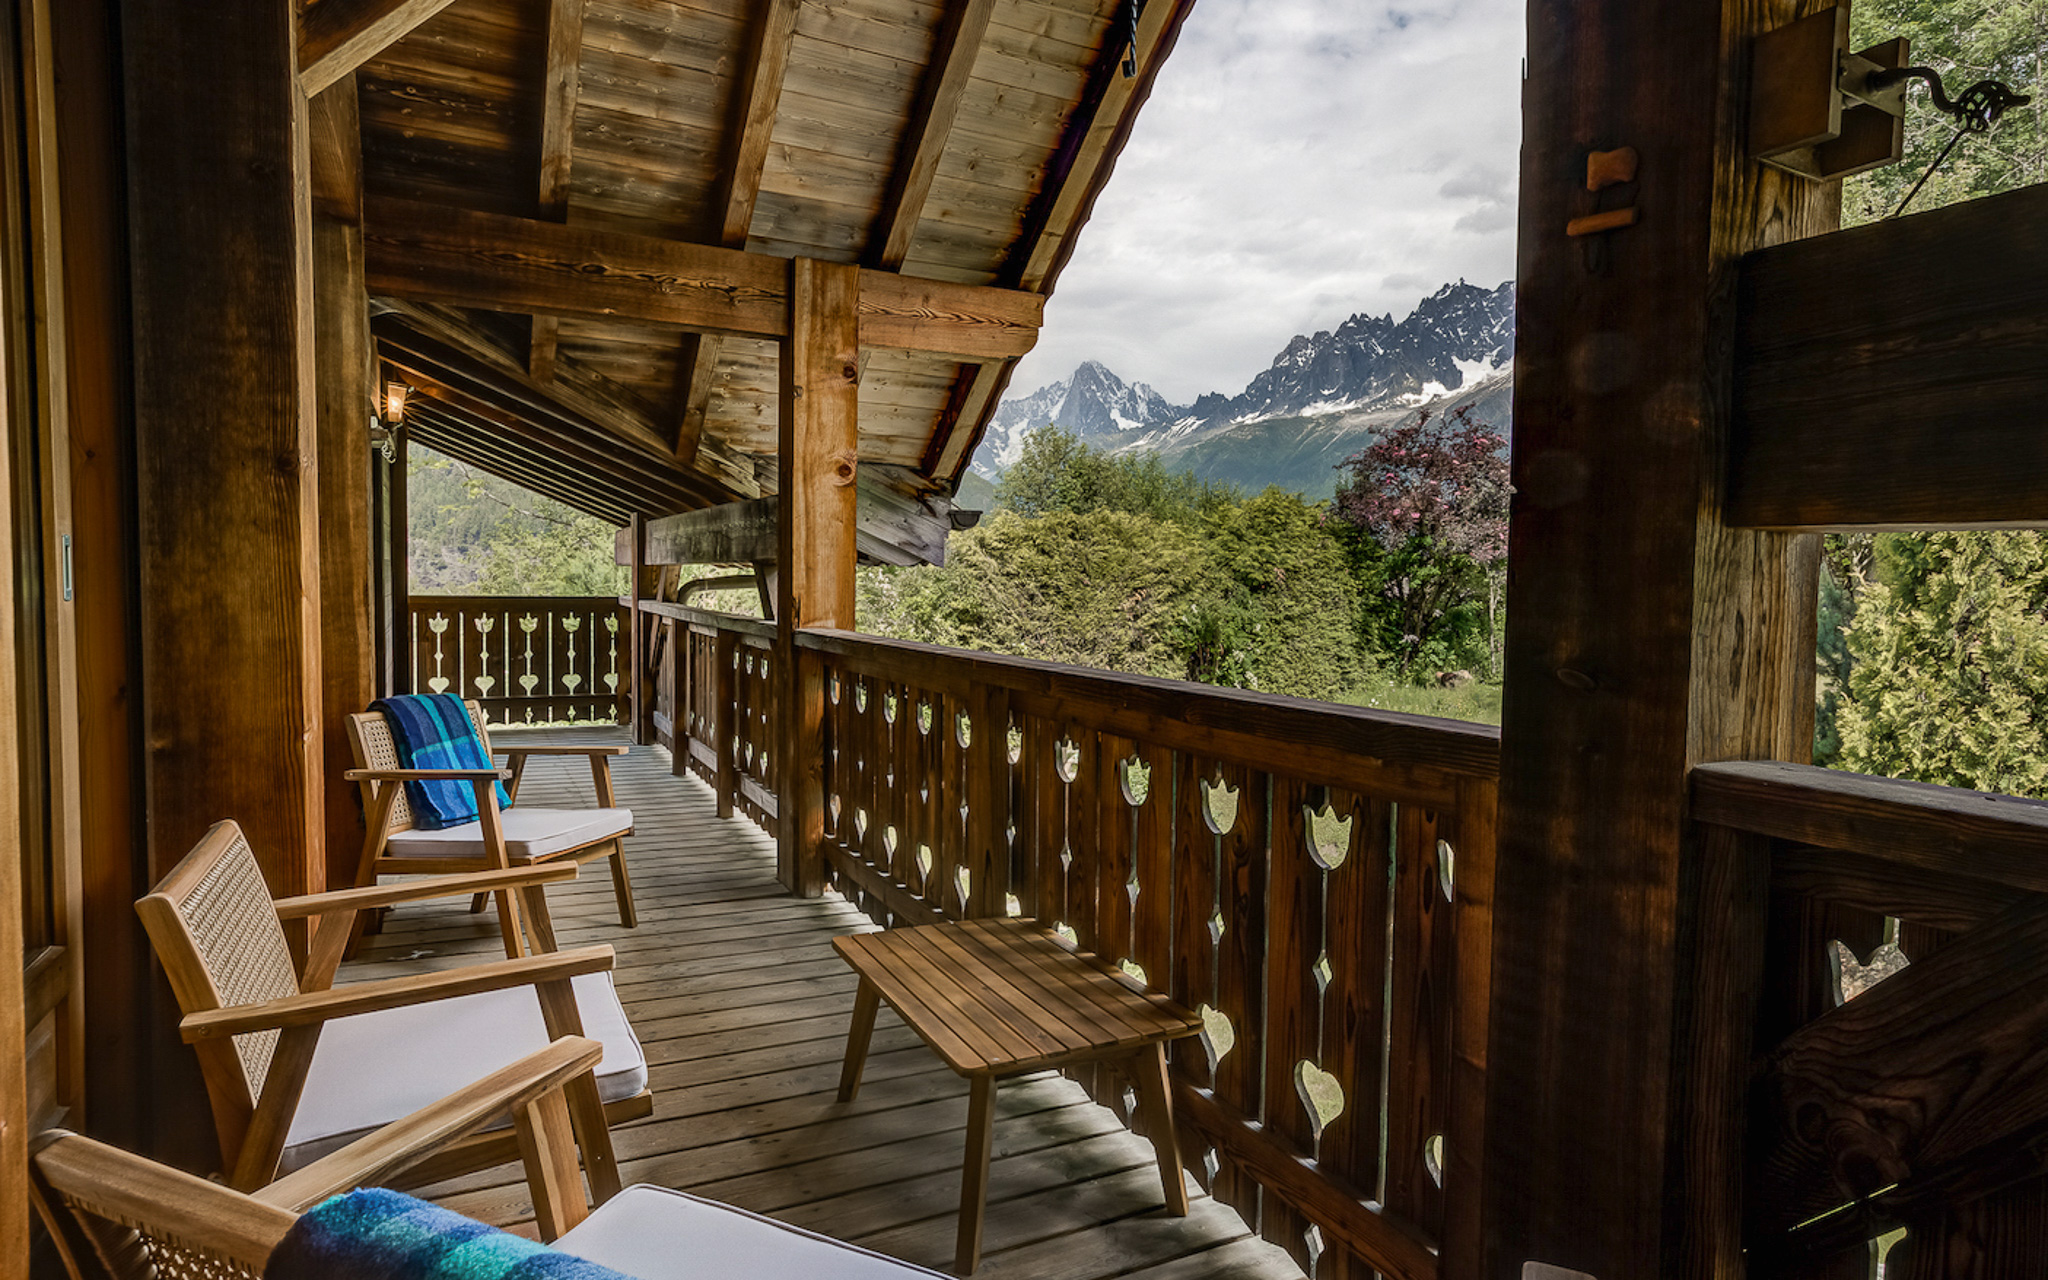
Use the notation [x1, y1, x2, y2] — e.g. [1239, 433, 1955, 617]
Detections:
[407, 444, 625, 597]
[1813, 0, 2048, 795]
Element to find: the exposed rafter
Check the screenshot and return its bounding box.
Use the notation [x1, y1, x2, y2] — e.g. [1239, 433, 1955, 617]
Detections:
[405, 399, 636, 526]
[866, 0, 996, 272]
[381, 300, 759, 497]
[675, 0, 801, 464]
[298, 0, 459, 96]
[363, 197, 1044, 360]
[528, 0, 585, 383]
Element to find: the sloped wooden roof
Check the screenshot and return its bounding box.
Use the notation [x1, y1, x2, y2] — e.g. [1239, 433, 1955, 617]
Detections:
[348, 0, 1195, 537]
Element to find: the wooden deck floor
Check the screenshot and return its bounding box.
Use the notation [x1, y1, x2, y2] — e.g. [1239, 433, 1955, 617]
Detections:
[349, 728, 1303, 1280]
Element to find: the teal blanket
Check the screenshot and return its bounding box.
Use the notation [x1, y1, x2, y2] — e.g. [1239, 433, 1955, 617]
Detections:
[266, 1188, 635, 1280]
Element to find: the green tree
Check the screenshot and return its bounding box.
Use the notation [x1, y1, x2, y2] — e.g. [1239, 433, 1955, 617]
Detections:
[408, 445, 625, 596]
[1200, 488, 1370, 699]
[995, 425, 1235, 525]
[1839, 531, 2048, 795]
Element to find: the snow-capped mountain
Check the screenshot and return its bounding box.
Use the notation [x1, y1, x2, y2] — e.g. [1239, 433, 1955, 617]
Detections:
[970, 279, 1515, 498]
[976, 360, 1178, 474]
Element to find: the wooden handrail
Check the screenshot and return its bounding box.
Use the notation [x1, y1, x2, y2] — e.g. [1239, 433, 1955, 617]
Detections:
[1691, 759, 2048, 895]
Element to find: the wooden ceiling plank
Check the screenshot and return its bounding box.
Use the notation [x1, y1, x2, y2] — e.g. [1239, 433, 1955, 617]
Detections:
[868, 0, 998, 272]
[363, 196, 1042, 359]
[529, 0, 587, 384]
[298, 0, 461, 97]
[673, 0, 799, 465]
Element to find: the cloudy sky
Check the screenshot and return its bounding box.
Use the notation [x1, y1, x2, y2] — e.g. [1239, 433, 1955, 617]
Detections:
[1010, 1, 1527, 405]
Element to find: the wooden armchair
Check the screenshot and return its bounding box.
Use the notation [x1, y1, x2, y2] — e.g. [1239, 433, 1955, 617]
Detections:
[32, 1128, 949, 1280]
[345, 698, 638, 953]
[134, 819, 653, 1196]
[31, 1038, 609, 1278]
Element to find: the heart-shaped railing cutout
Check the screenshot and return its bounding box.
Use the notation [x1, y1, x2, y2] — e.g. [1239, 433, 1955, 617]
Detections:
[917, 701, 934, 735]
[1054, 737, 1080, 783]
[1006, 724, 1022, 764]
[955, 711, 972, 748]
[915, 843, 934, 880]
[1437, 838, 1456, 900]
[1295, 1061, 1345, 1139]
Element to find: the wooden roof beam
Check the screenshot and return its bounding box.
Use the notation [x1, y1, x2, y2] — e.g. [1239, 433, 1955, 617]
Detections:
[298, 0, 459, 97]
[867, 0, 997, 272]
[1727, 180, 2048, 531]
[675, 0, 799, 467]
[363, 197, 1044, 361]
[528, 0, 585, 384]
[405, 400, 637, 525]
[379, 301, 759, 497]
[622, 464, 960, 570]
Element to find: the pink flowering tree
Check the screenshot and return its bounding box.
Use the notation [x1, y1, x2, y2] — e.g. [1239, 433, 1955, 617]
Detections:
[1331, 406, 1510, 676]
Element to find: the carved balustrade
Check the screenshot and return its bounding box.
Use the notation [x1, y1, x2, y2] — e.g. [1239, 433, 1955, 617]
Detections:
[406, 595, 625, 727]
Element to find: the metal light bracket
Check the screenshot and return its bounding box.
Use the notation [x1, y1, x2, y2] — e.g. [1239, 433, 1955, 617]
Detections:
[1750, 6, 1908, 181]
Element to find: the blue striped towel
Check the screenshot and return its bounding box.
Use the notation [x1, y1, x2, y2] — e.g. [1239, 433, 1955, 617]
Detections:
[372, 695, 512, 830]
[266, 1187, 637, 1280]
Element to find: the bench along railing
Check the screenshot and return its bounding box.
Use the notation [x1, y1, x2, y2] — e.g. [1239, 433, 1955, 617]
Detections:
[406, 595, 625, 727]
[1691, 761, 2048, 1278]
[646, 606, 1498, 1280]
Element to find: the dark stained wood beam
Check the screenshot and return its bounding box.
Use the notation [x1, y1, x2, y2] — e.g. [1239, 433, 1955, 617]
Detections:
[527, 0, 585, 384]
[363, 197, 1043, 360]
[309, 75, 377, 899]
[925, 359, 1009, 479]
[673, 0, 798, 465]
[379, 301, 759, 496]
[1751, 894, 2048, 1259]
[298, 0, 459, 97]
[867, 0, 996, 272]
[1729, 181, 2048, 531]
[1479, 0, 1831, 1275]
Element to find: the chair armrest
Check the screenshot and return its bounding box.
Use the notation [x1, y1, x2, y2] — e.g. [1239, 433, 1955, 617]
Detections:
[179, 945, 615, 1042]
[252, 1036, 604, 1211]
[493, 744, 629, 757]
[271, 864, 579, 921]
[342, 766, 512, 781]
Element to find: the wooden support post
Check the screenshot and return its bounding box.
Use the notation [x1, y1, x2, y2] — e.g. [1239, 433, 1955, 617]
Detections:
[122, 0, 325, 1164]
[0, 188, 27, 1280]
[775, 258, 858, 897]
[1480, 2, 1827, 1277]
[627, 512, 646, 742]
[311, 76, 376, 898]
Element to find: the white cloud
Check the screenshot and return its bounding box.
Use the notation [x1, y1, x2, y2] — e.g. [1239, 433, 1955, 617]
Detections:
[1011, 0, 1525, 405]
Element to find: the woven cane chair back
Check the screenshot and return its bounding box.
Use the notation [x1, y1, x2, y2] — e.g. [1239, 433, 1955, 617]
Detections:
[137, 822, 301, 1106]
[346, 698, 498, 836]
[30, 1132, 291, 1280]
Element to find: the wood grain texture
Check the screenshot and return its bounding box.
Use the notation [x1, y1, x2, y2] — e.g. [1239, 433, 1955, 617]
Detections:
[0, 84, 25, 1254]
[364, 197, 1041, 357]
[1753, 894, 2048, 1251]
[1694, 760, 2048, 896]
[1729, 182, 2048, 530]
[1482, 0, 1831, 1275]
[868, 0, 996, 271]
[299, 0, 461, 96]
[526, 0, 586, 383]
[124, 0, 325, 1015]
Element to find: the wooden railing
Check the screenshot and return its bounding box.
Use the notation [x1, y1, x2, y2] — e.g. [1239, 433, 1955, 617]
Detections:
[407, 595, 625, 727]
[1692, 761, 2048, 1277]
[644, 604, 1499, 1280]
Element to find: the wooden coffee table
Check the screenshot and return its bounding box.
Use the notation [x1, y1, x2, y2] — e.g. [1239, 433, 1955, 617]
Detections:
[833, 917, 1203, 1274]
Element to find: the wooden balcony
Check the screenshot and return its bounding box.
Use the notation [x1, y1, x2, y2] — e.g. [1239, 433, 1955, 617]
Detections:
[349, 726, 1304, 1279]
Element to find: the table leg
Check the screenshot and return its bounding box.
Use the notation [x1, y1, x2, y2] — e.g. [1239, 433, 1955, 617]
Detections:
[957, 1074, 997, 1274]
[837, 977, 881, 1103]
[1131, 1042, 1189, 1215]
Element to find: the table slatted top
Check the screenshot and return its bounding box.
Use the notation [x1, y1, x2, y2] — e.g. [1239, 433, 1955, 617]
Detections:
[833, 917, 1203, 1077]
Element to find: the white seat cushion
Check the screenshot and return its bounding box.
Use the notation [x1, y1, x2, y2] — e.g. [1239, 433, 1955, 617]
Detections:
[384, 807, 633, 861]
[556, 1185, 946, 1279]
[280, 971, 647, 1171]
